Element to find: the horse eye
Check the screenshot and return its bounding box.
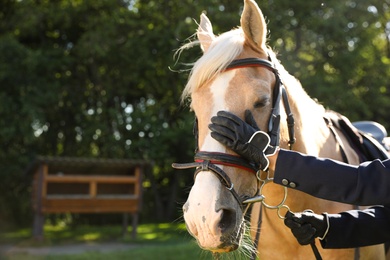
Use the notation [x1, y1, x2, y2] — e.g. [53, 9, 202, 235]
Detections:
[253, 98, 269, 108]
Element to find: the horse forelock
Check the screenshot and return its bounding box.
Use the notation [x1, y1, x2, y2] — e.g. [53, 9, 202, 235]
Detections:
[181, 28, 245, 103]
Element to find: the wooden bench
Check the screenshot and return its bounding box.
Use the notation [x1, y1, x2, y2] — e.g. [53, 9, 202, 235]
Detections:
[27, 156, 148, 241]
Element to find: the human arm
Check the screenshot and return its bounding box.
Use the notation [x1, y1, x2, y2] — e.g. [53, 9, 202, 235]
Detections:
[285, 206, 390, 248]
[273, 149, 390, 206]
[209, 110, 390, 206]
[322, 205, 390, 248]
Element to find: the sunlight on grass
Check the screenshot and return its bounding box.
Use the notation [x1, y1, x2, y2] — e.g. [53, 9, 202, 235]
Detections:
[44, 223, 67, 232]
[1, 222, 192, 246]
[79, 232, 102, 241]
[134, 223, 191, 243]
[143, 233, 158, 240]
[1, 222, 210, 260]
[0, 228, 31, 240]
[158, 222, 187, 230]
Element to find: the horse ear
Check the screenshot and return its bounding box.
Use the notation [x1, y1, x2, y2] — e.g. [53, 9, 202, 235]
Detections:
[197, 13, 215, 52]
[240, 0, 267, 50]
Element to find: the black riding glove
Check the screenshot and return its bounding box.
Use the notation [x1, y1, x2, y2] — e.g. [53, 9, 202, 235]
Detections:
[284, 211, 329, 245]
[208, 110, 276, 170]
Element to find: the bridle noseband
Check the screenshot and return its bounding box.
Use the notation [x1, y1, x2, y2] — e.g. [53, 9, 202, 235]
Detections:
[172, 55, 295, 209]
[172, 152, 255, 209]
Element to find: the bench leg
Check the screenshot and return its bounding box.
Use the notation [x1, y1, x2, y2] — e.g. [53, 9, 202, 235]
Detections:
[122, 213, 128, 237]
[33, 212, 45, 241]
[131, 213, 138, 239]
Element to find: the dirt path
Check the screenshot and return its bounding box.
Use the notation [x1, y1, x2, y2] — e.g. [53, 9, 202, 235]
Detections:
[0, 242, 137, 256]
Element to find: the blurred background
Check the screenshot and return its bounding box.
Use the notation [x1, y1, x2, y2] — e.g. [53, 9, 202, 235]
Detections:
[0, 0, 389, 256]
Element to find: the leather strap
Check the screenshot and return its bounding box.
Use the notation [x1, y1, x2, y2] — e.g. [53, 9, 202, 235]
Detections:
[172, 160, 243, 208]
[195, 151, 258, 173]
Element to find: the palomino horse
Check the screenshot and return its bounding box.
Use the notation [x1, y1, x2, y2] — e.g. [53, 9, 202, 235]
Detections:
[174, 0, 385, 259]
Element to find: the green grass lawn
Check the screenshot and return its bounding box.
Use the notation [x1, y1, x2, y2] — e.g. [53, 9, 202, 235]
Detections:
[0, 222, 216, 260]
[1, 243, 207, 260]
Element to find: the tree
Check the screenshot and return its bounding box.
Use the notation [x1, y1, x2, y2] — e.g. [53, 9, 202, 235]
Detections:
[0, 0, 388, 228]
[262, 0, 390, 126]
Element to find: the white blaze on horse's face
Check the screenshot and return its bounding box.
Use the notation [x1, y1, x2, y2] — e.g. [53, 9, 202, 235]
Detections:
[182, 0, 271, 253]
[197, 71, 236, 151]
[183, 71, 243, 252]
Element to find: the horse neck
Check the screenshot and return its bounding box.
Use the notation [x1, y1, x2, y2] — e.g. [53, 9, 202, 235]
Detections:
[279, 76, 330, 156]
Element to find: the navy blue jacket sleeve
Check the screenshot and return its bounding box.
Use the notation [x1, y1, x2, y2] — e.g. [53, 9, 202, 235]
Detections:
[320, 206, 390, 248]
[273, 149, 390, 205]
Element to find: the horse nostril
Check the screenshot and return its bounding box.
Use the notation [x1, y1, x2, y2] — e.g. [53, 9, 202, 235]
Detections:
[218, 209, 236, 234]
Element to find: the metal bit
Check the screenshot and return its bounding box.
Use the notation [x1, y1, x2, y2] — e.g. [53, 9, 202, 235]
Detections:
[243, 195, 265, 204]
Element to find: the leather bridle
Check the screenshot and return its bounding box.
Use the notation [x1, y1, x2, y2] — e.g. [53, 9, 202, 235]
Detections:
[172, 55, 295, 208]
[172, 56, 329, 260]
[172, 151, 258, 209]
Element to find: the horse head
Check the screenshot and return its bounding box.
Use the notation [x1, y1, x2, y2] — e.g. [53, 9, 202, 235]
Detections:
[179, 0, 281, 253]
[175, 1, 387, 259]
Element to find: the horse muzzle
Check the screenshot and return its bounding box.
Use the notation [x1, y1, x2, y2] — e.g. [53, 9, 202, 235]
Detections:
[182, 171, 244, 252]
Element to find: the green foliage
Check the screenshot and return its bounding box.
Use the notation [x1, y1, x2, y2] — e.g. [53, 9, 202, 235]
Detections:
[0, 0, 389, 228]
[261, 0, 390, 124]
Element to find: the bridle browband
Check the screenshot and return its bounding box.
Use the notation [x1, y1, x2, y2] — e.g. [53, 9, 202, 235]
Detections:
[172, 55, 296, 208]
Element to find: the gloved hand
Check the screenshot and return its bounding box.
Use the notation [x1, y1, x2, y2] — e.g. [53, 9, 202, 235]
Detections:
[284, 211, 329, 245]
[208, 110, 276, 170]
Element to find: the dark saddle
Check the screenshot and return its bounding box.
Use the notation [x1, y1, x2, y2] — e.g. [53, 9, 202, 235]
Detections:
[325, 111, 390, 162]
[352, 121, 389, 150]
